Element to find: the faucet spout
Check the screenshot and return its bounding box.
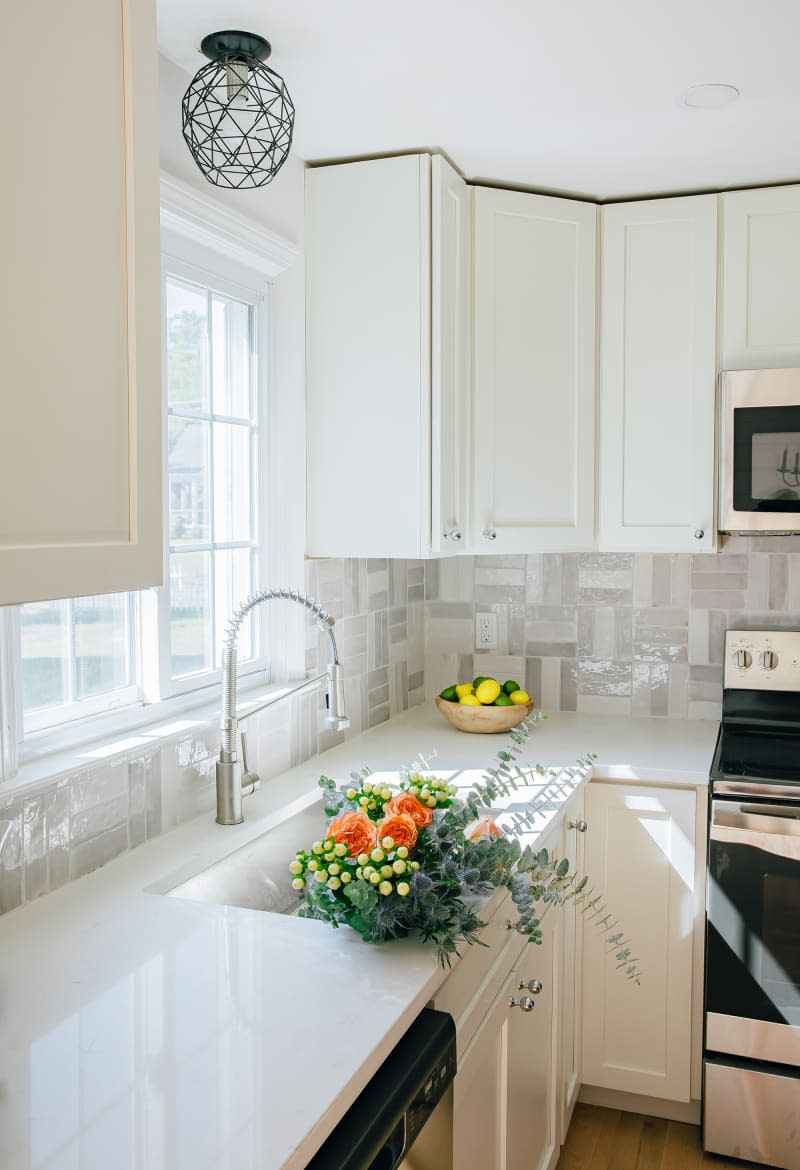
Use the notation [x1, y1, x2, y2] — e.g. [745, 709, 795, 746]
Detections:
[215, 587, 349, 826]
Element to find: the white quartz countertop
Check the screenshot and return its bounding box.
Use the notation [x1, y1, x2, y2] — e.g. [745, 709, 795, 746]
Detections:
[0, 707, 717, 1170]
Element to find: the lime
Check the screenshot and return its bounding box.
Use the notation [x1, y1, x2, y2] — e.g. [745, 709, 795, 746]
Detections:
[494, 693, 514, 707]
[459, 693, 481, 706]
[503, 679, 521, 695]
[508, 689, 531, 706]
[475, 678, 501, 705]
[472, 675, 491, 689]
[455, 683, 474, 699]
[439, 685, 458, 703]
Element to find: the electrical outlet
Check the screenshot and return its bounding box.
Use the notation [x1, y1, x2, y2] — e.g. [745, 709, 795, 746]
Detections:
[475, 612, 497, 650]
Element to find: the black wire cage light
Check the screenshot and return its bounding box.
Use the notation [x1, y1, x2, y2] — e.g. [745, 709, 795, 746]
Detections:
[182, 31, 295, 190]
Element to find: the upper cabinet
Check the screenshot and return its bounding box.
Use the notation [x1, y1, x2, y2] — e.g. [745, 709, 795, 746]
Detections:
[598, 196, 718, 552]
[0, 0, 162, 605]
[472, 189, 597, 552]
[721, 184, 800, 369]
[305, 154, 470, 558]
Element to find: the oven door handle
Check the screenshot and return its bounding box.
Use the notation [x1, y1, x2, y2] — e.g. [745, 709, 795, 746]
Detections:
[711, 799, 800, 857]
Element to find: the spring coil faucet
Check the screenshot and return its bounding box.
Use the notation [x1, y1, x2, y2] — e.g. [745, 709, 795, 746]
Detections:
[216, 587, 349, 825]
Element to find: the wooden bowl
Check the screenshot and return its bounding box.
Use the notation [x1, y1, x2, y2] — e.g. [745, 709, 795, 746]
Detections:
[434, 695, 535, 734]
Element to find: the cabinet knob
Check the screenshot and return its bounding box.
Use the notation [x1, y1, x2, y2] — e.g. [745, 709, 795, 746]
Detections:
[568, 819, 588, 833]
[483, 528, 497, 542]
[505, 919, 525, 933]
[517, 978, 543, 994]
[509, 995, 536, 1013]
[443, 527, 463, 543]
[694, 528, 705, 540]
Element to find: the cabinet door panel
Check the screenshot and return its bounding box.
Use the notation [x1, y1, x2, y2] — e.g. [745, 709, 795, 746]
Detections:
[507, 915, 559, 1170]
[473, 189, 596, 552]
[599, 196, 717, 552]
[0, 0, 161, 603]
[306, 156, 431, 558]
[581, 782, 695, 1102]
[431, 157, 471, 555]
[559, 790, 585, 1140]
[454, 980, 510, 1170]
[722, 185, 800, 368]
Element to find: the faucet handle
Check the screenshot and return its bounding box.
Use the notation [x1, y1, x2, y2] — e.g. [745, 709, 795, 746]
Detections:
[240, 732, 260, 796]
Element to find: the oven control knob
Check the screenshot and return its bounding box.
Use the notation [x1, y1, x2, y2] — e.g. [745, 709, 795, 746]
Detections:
[760, 650, 779, 671]
[732, 649, 752, 669]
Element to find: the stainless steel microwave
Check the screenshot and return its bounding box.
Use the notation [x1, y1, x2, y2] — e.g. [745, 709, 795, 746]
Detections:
[720, 368, 800, 533]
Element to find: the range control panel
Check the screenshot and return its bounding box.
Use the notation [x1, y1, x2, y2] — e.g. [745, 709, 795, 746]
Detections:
[724, 629, 800, 691]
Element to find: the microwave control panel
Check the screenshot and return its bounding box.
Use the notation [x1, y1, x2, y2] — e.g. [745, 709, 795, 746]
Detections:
[724, 629, 800, 691]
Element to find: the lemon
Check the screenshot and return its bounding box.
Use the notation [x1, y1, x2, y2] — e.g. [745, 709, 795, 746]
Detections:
[475, 678, 501, 705]
[508, 689, 531, 706]
[455, 683, 474, 699]
[459, 693, 481, 706]
[472, 675, 491, 689]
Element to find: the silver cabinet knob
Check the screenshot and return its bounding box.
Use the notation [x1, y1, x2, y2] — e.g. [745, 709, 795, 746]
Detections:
[505, 919, 525, 933]
[483, 528, 497, 541]
[517, 978, 543, 994]
[509, 995, 536, 1012]
[760, 649, 779, 671]
[694, 528, 705, 540]
[568, 819, 588, 833]
[732, 649, 752, 670]
[443, 527, 463, 543]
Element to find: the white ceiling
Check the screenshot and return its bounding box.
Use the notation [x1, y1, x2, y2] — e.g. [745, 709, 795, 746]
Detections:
[157, 0, 800, 201]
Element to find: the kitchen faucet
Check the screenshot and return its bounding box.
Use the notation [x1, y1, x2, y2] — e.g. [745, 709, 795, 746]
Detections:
[215, 588, 349, 825]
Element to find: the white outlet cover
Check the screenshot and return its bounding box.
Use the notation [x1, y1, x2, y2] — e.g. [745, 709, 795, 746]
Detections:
[475, 612, 498, 650]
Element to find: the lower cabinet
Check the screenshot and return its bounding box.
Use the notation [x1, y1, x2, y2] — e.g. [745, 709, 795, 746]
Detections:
[580, 781, 698, 1103]
[559, 788, 586, 1139]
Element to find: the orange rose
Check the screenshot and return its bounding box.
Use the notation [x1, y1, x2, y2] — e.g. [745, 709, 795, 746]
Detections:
[466, 816, 504, 843]
[376, 812, 419, 851]
[384, 792, 433, 828]
[328, 810, 378, 858]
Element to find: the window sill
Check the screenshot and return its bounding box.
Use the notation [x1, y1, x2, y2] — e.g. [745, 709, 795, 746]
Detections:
[5, 675, 319, 801]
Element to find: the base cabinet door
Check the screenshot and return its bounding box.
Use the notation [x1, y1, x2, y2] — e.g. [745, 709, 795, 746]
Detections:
[472, 187, 596, 553]
[581, 782, 696, 1103]
[453, 974, 511, 1170]
[559, 789, 586, 1140]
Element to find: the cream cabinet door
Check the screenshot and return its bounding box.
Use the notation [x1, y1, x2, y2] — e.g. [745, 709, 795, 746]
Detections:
[453, 974, 511, 1170]
[472, 188, 596, 552]
[598, 196, 717, 552]
[581, 782, 696, 1103]
[722, 184, 800, 369]
[559, 789, 586, 1141]
[0, 0, 161, 604]
[306, 154, 470, 559]
[507, 914, 560, 1170]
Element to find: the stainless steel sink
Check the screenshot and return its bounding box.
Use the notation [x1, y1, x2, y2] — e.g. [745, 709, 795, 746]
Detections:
[166, 799, 328, 915]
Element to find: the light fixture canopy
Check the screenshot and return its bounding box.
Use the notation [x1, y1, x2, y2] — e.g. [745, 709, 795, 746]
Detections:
[682, 83, 740, 110]
[182, 29, 295, 190]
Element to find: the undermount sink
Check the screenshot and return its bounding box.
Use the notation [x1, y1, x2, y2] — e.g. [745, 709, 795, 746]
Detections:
[166, 798, 329, 916]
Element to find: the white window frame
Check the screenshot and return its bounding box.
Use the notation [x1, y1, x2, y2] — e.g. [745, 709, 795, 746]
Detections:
[0, 172, 304, 782]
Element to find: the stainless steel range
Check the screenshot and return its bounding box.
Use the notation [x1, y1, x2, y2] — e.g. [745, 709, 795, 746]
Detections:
[704, 629, 800, 1169]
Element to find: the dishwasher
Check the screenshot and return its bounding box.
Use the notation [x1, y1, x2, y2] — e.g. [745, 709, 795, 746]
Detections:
[305, 1008, 456, 1170]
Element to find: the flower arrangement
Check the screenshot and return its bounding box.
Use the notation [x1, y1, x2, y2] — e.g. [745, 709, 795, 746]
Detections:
[290, 715, 640, 980]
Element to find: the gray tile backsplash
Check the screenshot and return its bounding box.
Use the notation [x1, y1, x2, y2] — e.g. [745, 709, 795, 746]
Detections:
[425, 538, 800, 722]
[0, 558, 425, 916]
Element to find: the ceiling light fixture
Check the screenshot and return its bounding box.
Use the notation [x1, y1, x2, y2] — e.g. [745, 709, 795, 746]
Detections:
[682, 83, 740, 110]
[182, 30, 295, 189]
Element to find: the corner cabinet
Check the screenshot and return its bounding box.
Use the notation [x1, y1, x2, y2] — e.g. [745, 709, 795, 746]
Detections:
[721, 184, 800, 369]
[472, 188, 597, 553]
[0, 0, 162, 605]
[581, 782, 697, 1104]
[598, 196, 718, 552]
[305, 154, 470, 558]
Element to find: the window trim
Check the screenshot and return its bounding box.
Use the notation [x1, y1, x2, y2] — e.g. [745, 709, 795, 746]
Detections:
[0, 172, 303, 783]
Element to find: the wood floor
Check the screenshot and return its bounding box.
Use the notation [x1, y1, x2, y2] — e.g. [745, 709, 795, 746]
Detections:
[556, 1104, 770, 1170]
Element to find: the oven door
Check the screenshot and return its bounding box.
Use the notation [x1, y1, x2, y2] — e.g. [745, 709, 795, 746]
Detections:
[719, 368, 800, 533]
[706, 797, 800, 1066]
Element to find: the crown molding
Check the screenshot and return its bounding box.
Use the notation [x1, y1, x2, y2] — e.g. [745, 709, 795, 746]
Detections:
[159, 171, 299, 278]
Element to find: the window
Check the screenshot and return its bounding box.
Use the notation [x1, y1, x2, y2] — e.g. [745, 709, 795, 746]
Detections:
[15, 260, 268, 738]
